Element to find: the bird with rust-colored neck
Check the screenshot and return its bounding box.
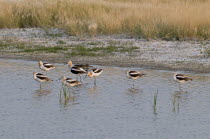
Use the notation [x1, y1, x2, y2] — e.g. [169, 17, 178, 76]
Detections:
[38, 61, 55, 74]
[87, 68, 103, 86]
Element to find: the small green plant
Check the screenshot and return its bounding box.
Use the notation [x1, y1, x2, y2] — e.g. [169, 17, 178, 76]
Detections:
[153, 89, 158, 114]
[204, 48, 210, 57]
[62, 85, 69, 100]
[170, 92, 180, 113]
[59, 85, 71, 106]
[171, 94, 176, 112]
[23, 46, 68, 53]
[0, 40, 17, 50]
[87, 42, 102, 45]
[57, 40, 66, 44]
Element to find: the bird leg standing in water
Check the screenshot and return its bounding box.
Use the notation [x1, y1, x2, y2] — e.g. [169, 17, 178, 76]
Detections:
[33, 72, 53, 90]
[94, 77, 96, 86]
[79, 74, 82, 82]
[87, 68, 103, 86]
[179, 83, 182, 91]
[59, 76, 81, 103]
[126, 70, 145, 89]
[68, 60, 90, 83]
[133, 80, 135, 88]
[173, 73, 192, 91]
[40, 83, 42, 90]
[38, 61, 55, 75]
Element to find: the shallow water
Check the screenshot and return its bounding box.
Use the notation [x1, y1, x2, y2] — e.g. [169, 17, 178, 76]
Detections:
[0, 59, 210, 139]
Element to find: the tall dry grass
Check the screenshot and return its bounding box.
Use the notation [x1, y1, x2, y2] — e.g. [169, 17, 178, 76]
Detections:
[0, 0, 210, 40]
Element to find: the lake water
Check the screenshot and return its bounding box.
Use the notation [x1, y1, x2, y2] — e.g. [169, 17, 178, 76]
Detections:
[0, 58, 210, 139]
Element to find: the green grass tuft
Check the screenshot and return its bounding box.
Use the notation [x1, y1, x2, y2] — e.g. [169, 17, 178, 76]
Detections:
[23, 46, 68, 53]
[57, 40, 66, 44]
[153, 89, 158, 114]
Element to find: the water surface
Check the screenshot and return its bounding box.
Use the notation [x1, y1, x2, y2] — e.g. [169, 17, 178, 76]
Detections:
[0, 59, 210, 139]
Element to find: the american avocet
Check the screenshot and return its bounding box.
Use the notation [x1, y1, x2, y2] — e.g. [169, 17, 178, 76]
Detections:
[126, 70, 145, 88]
[60, 76, 81, 101]
[68, 60, 88, 81]
[173, 73, 192, 90]
[33, 72, 53, 89]
[38, 61, 55, 74]
[61, 76, 81, 87]
[87, 68, 103, 85]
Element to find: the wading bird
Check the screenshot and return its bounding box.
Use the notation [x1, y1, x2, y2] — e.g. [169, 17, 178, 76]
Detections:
[61, 76, 81, 88]
[60, 76, 81, 101]
[68, 60, 88, 81]
[38, 61, 55, 74]
[126, 70, 145, 88]
[86, 68, 103, 86]
[173, 73, 192, 90]
[33, 72, 53, 89]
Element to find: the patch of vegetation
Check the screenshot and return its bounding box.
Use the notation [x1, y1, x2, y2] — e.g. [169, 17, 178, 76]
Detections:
[0, 39, 139, 57]
[57, 40, 66, 44]
[0, 39, 70, 53]
[0, 41, 29, 51]
[1, 0, 210, 40]
[0, 41, 10, 49]
[68, 44, 139, 57]
[68, 45, 105, 57]
[22, 46, 68, 53]
[104, 45, 119, 53]
[87, 42, 103, 45]
[170, 93, 180, 113]
[69, 51, 99, 57]
[204, 48, 210, 57]
[153, 89, 158, 115]
[59, 84, 72, 106]
[16, 44, 27, 50]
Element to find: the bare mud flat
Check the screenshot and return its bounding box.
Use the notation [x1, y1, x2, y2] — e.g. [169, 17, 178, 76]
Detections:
[0, 28, 210, 73]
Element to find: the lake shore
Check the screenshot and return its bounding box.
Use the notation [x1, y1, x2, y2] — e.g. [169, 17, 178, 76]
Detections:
[0, 28, 210, 73]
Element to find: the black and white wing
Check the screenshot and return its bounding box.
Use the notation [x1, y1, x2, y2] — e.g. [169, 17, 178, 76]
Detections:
[43, 63, 55, 68]
[92, 68, 103, 73]
[176, 74, 192, 81]
[129, 71, 141, 77]
[36, 73, 52, 81]
[71, 66, 87, 74]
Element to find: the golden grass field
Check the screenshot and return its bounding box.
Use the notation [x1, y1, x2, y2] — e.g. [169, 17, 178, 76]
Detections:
[0, 0, 210, 40]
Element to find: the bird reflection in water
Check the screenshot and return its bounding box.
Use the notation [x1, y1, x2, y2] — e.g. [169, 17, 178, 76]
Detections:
[127, 88, 142, 94]
[85, 86, 102, 102]
[59, 85, 78, 107]
[59, 95, 76, 107]
[88, 86, 101, 95]
[170, 90, 189, 113]
[34, 89, 52, 97]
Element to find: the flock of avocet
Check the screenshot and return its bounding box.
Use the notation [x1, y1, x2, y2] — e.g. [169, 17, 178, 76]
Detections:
[33, 60, 193, 91]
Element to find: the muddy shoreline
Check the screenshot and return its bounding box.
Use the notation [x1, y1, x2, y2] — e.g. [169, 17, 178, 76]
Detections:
[1, 52, 209, 73]
[0, 28, 210, 73]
